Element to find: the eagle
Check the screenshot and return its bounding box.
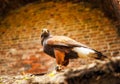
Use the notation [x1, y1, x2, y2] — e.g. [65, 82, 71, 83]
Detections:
[41, 28, 105, 71]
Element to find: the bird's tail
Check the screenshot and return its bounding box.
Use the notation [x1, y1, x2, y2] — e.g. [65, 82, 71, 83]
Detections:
[72, 46, 107, 59]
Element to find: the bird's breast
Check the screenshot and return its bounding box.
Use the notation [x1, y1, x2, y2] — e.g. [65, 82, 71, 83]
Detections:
[43, 45, 55, 58]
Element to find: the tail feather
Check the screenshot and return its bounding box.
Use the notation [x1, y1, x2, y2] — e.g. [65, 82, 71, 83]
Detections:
[92, 49, 107, 59]
[72, 47, 107, 59]
[72, 47, 96, 58]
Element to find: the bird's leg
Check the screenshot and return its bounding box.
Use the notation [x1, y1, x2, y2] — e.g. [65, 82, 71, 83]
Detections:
[54, 49, 65, 71]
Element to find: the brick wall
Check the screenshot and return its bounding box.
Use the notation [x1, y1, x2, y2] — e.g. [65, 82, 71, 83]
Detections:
[0, 1, 120, 75]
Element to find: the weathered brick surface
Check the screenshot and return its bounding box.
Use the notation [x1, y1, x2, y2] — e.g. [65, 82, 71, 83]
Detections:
[0, 1, 120, 75]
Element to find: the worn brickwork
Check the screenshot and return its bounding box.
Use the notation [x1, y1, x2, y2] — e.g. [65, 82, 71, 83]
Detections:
[0, 2, 120, 75]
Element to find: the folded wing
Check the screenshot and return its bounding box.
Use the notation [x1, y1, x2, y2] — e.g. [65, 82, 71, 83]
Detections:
[46, 36, 89, 48]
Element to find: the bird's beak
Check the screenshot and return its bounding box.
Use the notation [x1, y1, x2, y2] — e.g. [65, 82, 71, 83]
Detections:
[44, 30, 48, 33]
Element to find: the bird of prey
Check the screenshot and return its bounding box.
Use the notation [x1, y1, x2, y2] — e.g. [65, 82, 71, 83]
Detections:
[41, 28, 105, 71]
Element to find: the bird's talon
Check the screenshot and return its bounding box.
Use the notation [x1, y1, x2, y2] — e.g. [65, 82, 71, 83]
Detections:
[55, 65, 62, 71]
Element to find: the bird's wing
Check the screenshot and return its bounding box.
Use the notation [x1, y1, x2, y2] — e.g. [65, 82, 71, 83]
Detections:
[46, 36, 89, 48]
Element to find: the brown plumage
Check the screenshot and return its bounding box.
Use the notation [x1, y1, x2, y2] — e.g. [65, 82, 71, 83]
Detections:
[41, 28, 105, 71]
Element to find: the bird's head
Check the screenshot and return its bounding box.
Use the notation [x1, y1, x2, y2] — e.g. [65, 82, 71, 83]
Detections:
[41, 28, 50, 38]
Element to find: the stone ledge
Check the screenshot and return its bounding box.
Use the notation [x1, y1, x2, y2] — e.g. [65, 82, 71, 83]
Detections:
[0, 56, 120, 84]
